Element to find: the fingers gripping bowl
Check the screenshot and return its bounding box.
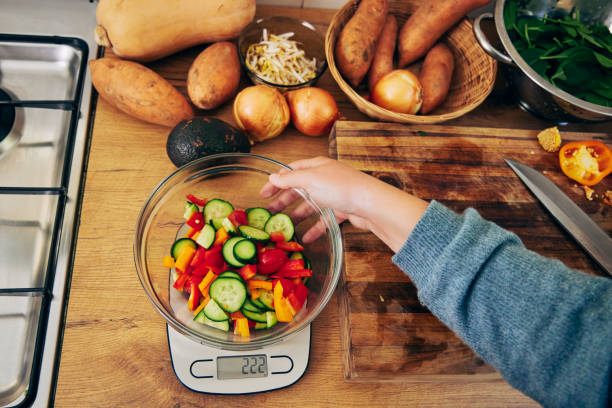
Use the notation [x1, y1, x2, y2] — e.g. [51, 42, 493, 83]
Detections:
[134, 153, 342, 350]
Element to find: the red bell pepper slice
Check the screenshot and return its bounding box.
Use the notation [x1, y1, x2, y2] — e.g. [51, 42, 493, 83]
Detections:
[277, 259, 304, 274]
[186, 194, 208, 207]
[286, 293, 304, 315]
[293, 281, 309, 304]
[173, 273, 189, 291]
[228, 210, 247, 227]
[271, 268, 313, 279]
[186, 211, 205, 231]
[258, 248, 288, 274]
[192, 264, 212, 278]
[270, 231, 285, 242]
[190, 247, 207, 268]
[187, 281, 201, 311]
[238, 264, 257, 280]
[275, 241, 304, 251]
[204, 245, 224, 268]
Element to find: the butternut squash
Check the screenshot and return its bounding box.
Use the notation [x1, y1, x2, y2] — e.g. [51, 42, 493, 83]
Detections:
[95, 0, 256, 62]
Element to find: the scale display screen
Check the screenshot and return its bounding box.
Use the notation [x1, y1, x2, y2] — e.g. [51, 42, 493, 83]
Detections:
[217, 354, 268, 380]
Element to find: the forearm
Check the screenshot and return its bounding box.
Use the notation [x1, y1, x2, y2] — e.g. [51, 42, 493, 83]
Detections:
[356, 176, 429, 253]
[392, 201, 612, 407]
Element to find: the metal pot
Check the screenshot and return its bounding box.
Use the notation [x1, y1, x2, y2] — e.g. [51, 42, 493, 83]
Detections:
[473, 0, 612, 123]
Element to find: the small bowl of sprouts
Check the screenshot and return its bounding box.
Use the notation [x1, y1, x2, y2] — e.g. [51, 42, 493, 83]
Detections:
[238, 16, 328, 91]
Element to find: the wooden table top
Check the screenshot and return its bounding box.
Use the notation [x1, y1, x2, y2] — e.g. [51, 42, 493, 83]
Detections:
[53, 6, 609, 407]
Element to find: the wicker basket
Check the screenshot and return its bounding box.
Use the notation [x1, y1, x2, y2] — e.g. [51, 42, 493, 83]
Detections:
[325, 0, 497, 124]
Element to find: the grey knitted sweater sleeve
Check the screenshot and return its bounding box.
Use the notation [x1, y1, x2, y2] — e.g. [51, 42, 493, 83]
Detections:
[391, 200, 612, 408]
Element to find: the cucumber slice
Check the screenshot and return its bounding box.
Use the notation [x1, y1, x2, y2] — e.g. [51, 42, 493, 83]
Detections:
[183, 202, 199, 220]
[248, 311, 277, 330]
[258, 290, 275, 310]
[242, 308, 267, 323]
[251, 297, 267, 310]
[170, 237, 197, 258]
[238, 225, 270, 243]
[203, 299, 229, 322]
[209, 277, 247, 313]
[218, 271, 243, 281]
[266, 310, 278, 328]
[242, 297, 265, 313]
[246, 207, 271, 230]
[195, 223, 216, 249]
[222, 237, 246, 268]
[194, 310, 230, 331]
[233, 239, 256, 263]
[203, 199, 234, 224]
[211, 216, 237, 234]
[264, 213, 295, 242]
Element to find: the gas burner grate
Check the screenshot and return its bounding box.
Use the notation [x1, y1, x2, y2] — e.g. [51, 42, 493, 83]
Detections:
[0, 89, 16, 143]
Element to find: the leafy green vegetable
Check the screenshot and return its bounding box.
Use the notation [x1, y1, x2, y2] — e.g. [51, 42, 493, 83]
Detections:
[505, 0, 612, 107]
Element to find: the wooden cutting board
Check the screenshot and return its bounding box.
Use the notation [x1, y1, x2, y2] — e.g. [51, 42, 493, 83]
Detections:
[328, 121, 611, 382]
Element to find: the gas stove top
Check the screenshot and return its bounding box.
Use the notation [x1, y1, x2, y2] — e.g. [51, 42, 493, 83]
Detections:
[0, 1, 97, 407]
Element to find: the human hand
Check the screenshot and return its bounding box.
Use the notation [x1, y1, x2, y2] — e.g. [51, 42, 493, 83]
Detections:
[260, 156, 429, 252]
[260, 156, 374, 242]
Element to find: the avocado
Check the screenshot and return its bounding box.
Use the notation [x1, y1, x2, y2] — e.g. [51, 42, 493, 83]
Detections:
[166, 117, 250, 167]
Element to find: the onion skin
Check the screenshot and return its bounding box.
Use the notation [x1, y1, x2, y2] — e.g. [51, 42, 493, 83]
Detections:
[371, 69, 423, 114]
[233, 85, 290, 143]
[285, 87, 340, 137]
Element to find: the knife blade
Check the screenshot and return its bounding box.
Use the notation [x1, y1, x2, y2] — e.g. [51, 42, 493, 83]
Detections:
[504, 158, 612, 277]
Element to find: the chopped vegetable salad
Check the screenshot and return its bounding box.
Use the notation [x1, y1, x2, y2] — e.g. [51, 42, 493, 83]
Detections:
[164, 195, 311, 338]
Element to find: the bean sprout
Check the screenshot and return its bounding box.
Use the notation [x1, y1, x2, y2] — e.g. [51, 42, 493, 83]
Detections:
[245, 29, 318, 86]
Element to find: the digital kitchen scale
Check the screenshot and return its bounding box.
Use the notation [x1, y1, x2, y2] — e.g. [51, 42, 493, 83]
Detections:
[167, 323, 311, 394]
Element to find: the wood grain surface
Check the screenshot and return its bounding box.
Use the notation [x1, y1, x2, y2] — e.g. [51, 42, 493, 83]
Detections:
[329, 121, 611, 382]
[53, 5, 610, 408]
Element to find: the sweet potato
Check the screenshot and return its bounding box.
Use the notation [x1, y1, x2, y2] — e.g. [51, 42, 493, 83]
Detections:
[335, 0, 389, 87]
[419, 43, 455, 114]
[367, 14, 398, 93]
[398, 0, 491, 67]
[187, 42, 241, 110]
[89, 58, 194, 127]
[95, 0, 255, 62]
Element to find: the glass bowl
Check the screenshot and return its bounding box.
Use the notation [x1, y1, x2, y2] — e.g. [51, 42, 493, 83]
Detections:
[238, 16, 328, 92]
[134, 153, 342, 350]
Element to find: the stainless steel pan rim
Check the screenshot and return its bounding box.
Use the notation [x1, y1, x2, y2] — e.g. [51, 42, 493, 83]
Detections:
[473, 0, 612, 120]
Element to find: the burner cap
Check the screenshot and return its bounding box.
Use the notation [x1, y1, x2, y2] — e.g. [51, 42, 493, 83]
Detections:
[0, 89, 16, 143]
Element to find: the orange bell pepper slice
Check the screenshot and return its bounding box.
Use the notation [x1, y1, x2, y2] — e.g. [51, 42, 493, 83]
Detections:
[175, 245, 196, 273]
[273, 281, 293, 322]
[192, 296, 210, 316]
[162, 256, 175, 268]
[234, 317, 250, 337]
[248, 280, 273, 291]
[559, 140, 612, 186]
[198, 269, 217, 297]
[213, 227, 229, 246]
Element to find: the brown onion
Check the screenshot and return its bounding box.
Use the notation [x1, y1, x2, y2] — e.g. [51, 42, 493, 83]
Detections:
[285, 87, 340, 137]
[371, 69, 423, 114]
[233, 85, 290, 143]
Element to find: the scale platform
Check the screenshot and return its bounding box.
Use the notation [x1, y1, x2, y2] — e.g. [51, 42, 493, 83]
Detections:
[167, 323, 311, 394]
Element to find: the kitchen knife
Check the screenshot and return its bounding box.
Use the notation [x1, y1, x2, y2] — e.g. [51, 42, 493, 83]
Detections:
[505, 158, 612, 277]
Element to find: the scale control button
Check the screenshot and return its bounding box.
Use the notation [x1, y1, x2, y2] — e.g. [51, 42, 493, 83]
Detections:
[270, 355, 293, 375]
[190, 358, 214, 379]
